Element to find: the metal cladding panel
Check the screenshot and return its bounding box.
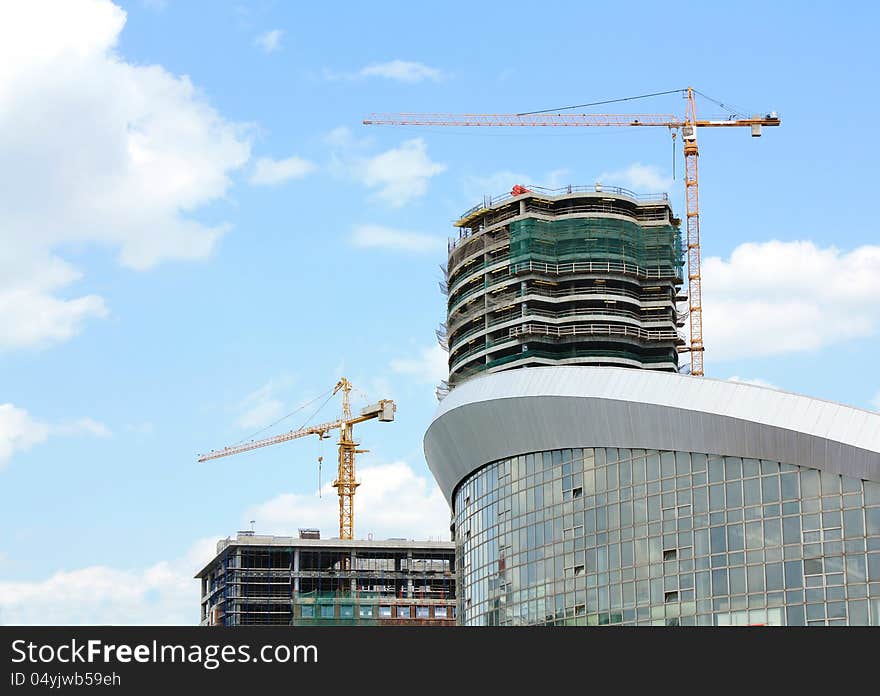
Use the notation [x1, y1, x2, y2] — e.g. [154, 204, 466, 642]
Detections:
[424, 366, 880, 503]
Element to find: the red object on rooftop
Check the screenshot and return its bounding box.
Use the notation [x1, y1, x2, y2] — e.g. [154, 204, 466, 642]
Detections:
[511, 184, 530, 196]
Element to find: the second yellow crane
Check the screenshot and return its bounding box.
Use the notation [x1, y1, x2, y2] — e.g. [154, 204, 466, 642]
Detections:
[198, 377, 396, 540]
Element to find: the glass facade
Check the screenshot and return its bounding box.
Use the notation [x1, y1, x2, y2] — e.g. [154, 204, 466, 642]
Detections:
[452, 447, 880, 626]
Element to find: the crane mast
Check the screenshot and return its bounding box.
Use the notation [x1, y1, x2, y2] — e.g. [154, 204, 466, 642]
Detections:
[198, 377, 396, 540]
[363, 87, 780, 377]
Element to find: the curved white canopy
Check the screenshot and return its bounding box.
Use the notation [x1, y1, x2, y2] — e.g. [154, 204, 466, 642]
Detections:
[424, 366, 880, 503]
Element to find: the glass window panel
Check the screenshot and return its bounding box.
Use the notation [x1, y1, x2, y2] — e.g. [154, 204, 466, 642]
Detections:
[710, 526, 727, 553]
[847, 555, 866, 583]
[747, 565, 765, 592]
[648, 495, 661, 522]
[841, 476, 861, 494]
[763, 518, 781, 547]
[782, 516, 801, 546]
[865, 481, 880, 506]
[695, 570, 712, 597]
[646, 454, 660, 481]
[729, 566, 746, 595]
[743, 478, 761, 506]
[805, 604, 825, 621]
[675, 452, 690, 475]
[820, 471, 840, 496]
[724, 457, 742, 481]
[848, 599, 869, 625]
[780, 473, 798, 501]
[725, 481, 743, 508]
[822, 510, 841, 529]
[694, 528, 710, 557]
[660, 452, 675, 479]
[801, 469, 820, 499]
[632, 458, 646, 484]
[844, 509, 864, 538]
[784, 560, 803, 589]
[709, 485, 725, 512]
[827, 601, 846, 619]
[866, 508, 880, 537]
[693, 487, 708, 514]
[761, 476, 780, 503]
[760, 460, 778, 475]
[301, 605, 315, 618]
[742, 458, 760, 478]
[786, 604, 806, 626]
[745, 521, 763, 550]
[766, 563, 784, 591]
[727, 524, 744, 552]
[869, 553, 880, 581]
[708, 459, 724, 484]
[712, 569, 728, 595]
[690, 453, 707, 472]
[619, 460, 632, 487]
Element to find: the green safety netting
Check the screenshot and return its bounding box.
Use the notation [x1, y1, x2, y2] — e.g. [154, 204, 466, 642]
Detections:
[508, 218, 683, 274]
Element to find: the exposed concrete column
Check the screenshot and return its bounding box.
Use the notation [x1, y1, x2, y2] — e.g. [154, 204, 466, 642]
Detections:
[293, 548, 300, 594]
[519, 200, 526, 216]
[407, 551, 414, 598]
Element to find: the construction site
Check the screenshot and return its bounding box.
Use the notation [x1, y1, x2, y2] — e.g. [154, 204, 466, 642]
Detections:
[198, 87, 880, 627]
[196, 531, 455, 626]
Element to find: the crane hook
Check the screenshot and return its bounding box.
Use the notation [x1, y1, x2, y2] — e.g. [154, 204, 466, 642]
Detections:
[318, 455, 323, 497]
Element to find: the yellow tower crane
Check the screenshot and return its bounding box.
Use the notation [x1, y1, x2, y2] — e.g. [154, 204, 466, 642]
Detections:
[198, 377, 396, 540]
[363, 87, 781, 377]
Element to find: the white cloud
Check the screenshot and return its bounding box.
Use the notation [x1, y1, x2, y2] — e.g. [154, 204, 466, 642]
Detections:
[235, 375, 297, 430]
[598, 163, 673, 193]
[362, 139, 446, 207]
[255, 29, 284, 53]
[247, 460, 451, 541]
[357, 60, 442, 83]
[0, 0, 251, 349]
[249, 155, 315, 186]
[0, 537, 216, 625]
[871, 392, 880, 412]
[390, 344, 448, 385]
[0, 404, 50, 467]
[702, 241, 880, 362]
[329, 130, 445, 207]
[351, 225, 443, 253]
[726, 376, 779, 390]
[0, 404, 110, 470]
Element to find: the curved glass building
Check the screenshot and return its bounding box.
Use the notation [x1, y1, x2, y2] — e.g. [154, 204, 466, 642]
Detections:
[424, 366, 880, 626]
[442, 185, 686, 392]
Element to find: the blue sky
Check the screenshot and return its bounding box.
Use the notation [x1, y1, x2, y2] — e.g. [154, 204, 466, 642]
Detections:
[1, 0, 878, 624]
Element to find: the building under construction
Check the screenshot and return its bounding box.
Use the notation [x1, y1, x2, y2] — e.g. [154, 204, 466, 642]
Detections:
[196, 530, 456, 626]
[441, 184, 685, 393]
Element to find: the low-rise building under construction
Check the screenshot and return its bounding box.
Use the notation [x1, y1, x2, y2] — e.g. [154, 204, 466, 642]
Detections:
[196, 530, 456, 626]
